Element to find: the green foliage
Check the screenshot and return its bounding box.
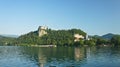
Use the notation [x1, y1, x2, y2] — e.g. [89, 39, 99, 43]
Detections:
[96, 38, 108, 45]
[73, 40, 84, 47]
[84, 40, 96, 46]
[17, 31, 39, 45]
[92, 36, 110, 46]
[111, 35, 120, 46]
[79, 40, 84, 46]
[0, 36, 16, 46]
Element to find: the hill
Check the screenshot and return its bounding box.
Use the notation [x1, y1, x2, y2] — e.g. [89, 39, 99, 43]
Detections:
[0, 34, 19, 38]
[0, 35, 16, 45]
[17, 27, 86, 46]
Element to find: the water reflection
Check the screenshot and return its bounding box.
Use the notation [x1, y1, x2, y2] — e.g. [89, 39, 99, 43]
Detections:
[0, 46, 120, 67]
[74, 47, 86, 61]
[38, 50, 47, 67]
[21, 47, 87, 67]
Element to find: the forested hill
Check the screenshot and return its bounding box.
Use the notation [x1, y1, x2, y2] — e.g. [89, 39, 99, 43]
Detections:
[0, 35, 16, 45]
[18, 28, 86, 46]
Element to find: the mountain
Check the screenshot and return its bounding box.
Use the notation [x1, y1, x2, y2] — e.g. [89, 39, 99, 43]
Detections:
[101, 33, 115, 40]
[0, 35, 5, 38]
[0, 35, 16, 45]
[91, 33, 115, 40]
[93, 35, 101, 38]
[0, 34, 19, 38]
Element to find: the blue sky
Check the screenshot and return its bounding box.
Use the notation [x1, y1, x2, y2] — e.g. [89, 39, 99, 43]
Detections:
[0, 0, 120, 35]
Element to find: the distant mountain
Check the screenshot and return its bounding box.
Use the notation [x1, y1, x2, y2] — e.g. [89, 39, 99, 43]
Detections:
[0, 34, 19, 38]
[93, 35, 101, 38]
[101, 33, 115, 40]
[0, 35, 5, 38]
[91, 33, 115, 40]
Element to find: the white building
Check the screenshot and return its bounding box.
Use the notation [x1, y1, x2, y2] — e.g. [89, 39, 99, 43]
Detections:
[74, 34, 84, 42]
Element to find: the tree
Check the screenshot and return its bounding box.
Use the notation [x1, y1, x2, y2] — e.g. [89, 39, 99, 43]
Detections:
[111, 35, 120, 46]
[84, 40, 96, 46]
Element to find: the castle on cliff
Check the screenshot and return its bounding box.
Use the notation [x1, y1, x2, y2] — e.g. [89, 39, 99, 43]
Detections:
[38, 26, 47, 37]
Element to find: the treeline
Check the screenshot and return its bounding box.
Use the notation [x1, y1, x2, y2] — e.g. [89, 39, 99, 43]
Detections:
[0, 36, 16, 46]
[111, 35, 120, 46]
[83, 35, 120, 47]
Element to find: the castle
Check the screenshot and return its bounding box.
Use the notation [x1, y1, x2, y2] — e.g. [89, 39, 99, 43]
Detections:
[38, 26, 47, 37]
[38, 26, 89, 41]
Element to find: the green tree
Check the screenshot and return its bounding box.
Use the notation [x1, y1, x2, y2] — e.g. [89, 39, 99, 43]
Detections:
[84, 40, 96, 46]
[111, 35, 120, 46]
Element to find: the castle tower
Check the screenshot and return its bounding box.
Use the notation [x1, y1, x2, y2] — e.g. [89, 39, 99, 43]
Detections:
[38, 26, 47, 37]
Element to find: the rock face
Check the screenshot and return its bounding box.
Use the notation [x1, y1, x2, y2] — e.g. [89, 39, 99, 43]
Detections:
[38, 26, 47, 37]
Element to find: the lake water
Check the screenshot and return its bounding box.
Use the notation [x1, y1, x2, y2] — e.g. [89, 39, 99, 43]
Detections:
[0, 46, 120, 67]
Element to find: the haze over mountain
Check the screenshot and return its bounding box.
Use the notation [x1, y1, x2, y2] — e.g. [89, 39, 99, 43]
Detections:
[101, 33, 115, 40]
[91, 33, 117, 40]
[0, 35, 5, 38]
[0, 34, 19, 38]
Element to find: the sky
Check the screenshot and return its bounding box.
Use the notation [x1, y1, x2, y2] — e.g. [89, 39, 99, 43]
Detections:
[0, 0, 120, 36]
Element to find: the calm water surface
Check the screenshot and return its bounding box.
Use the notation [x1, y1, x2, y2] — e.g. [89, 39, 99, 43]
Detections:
[0, 46, 120, 67]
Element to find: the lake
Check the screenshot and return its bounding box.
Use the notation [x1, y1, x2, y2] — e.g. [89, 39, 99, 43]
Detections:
[0, 46, 120, 67]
